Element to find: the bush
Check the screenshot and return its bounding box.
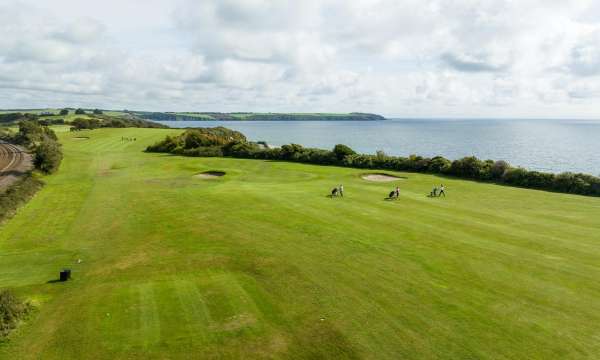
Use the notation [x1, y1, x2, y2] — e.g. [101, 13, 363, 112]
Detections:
[74, 108, 86, 115]
[34, 137, 63, 174]
[223, 141, 261, 157]
[491, 160, 510, 179]
[280, 144, 304, 160]
[71, 117, 101, 130]
[450, 156, 490, 180]
[59, 109, 69, 116]
[428, 156, 452, 173]
[146, 127, 246, 157]
[16, 120, 42, 146]
[181, 146, 223, 157]
[0, 128, 14, 142]
[333, 144, 356, 161]
[0, 289, 33, 338]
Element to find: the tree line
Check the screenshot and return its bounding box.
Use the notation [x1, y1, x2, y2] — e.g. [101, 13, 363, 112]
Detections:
[69, 115, 167, 131]
[146, 127, 600, 197]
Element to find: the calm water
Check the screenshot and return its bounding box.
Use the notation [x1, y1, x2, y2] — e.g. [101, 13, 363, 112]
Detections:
[155, 119, 600, 175]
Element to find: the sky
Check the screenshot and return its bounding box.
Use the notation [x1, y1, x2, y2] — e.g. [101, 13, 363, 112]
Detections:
[2, 0, 600, 118]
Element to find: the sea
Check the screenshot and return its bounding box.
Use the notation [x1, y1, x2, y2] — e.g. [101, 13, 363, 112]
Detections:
[153, 118, 600, 175]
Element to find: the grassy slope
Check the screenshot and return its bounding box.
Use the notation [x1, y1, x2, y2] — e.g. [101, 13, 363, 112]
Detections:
[1, 128, 600, 359]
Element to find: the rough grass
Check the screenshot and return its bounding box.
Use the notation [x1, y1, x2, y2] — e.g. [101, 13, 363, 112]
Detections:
[0, 290, 32, 339]
[0, 175, 44, 225]
[0, 128, 599, 359]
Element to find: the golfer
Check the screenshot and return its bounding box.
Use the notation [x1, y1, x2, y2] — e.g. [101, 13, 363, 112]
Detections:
[439, 184, 446, 197]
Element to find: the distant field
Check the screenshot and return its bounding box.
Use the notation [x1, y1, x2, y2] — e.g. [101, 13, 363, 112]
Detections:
[1, 128, 600, 359]
[0, 109, 130, 122]
[174, 113, 218, 119]
[141, 112, 385, 121]
[176, 113, 360, 118]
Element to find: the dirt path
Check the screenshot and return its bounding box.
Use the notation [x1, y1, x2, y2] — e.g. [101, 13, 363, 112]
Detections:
[0, 141, 33, 191]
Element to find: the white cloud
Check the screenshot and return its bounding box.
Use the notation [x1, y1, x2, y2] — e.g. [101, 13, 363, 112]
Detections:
[1, 0, 600, 117]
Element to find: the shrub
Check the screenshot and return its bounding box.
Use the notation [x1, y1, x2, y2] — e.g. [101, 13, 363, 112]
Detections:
[333, 144, 356, 161]
[146, 127, 245, 154]
[146, 135, 179, 153]
[428, 156, 452, 173]
[223, 141, 261, 157]
[0, 128, 14, 142]
[16, 120, 41, 146]
[0, 289, 33, 338]
[502, 167, 528, 185]
[491, 160, 510, 179]
[450, 156, 489, 180]
[71, 117, 101, 130]
[181, 146, 223, 157]
[280, 144, 304, 160]
[34, 137, 63, 174]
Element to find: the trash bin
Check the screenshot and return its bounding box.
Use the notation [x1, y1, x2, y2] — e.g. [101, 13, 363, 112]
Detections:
[60, 269, 71, 282]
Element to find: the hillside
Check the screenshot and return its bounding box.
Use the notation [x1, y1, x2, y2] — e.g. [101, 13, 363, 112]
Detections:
[1, 128, 600, 359]
[136, 112, 386, 121]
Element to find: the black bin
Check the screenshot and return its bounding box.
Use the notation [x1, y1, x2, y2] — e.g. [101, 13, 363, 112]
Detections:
[60, 269, 71, 282]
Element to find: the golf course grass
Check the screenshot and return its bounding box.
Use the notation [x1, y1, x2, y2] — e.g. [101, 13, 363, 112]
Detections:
[1, 128, 600, 359]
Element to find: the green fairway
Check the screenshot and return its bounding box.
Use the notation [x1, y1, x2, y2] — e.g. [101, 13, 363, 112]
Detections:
[1, 128, 600, 359]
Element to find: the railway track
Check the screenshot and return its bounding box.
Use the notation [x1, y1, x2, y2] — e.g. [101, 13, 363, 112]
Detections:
[0, 141, 32, 190]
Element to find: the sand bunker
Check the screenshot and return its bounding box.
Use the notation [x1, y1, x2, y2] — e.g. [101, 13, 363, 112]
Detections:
[361, 173, 404, 182]
[195, 171, 226, 179]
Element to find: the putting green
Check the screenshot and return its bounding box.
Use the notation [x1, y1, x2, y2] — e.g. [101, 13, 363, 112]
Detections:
[1, 128, 600, 359]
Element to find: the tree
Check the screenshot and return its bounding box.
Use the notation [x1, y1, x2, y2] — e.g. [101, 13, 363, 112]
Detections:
[75, 108, 86, 115]
[34, 137, 63, 173]
[450, 156, 487, 179]
[93, 109, 103, 114]
[16, 120, 44, 146]
[332, 144, 356, 161]
[59, 109, 69, 115]
[428, 156, 452, 173]
[280, 144, 304, 159]
[491, 160, 510, 179]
